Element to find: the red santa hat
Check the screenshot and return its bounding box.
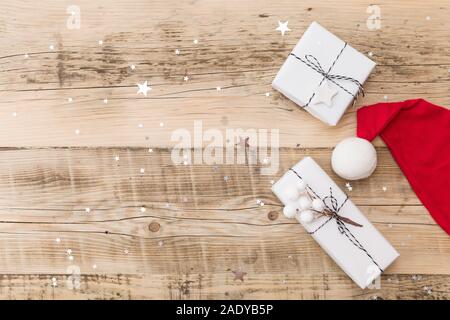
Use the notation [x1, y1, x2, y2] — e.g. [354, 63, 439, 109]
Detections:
[357, 98, 450, 235]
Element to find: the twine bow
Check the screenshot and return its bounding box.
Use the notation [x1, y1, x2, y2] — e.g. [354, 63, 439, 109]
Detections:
[289, 168, 383, 272]
[289, 42, 365, 107]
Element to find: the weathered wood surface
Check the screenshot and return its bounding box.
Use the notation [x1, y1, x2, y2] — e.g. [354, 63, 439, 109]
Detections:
[0, 0, 449, 299]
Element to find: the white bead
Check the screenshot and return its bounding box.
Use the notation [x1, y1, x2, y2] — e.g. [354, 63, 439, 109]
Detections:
[283, 205, 297, 219]
[298, 196, 312, 210]
[295, 179, 307, 193]
[312, 198, 325, 212]
[285, 187, 300, 201]
[299, 210, 314, 223]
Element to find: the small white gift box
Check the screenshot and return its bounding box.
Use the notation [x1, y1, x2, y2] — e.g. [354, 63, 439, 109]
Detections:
[272, 157, 399, 289]
[272, 22, 376, 126]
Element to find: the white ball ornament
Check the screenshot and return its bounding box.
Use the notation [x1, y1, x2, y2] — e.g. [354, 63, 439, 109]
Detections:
[295, 179, 307, 193]
[299, 210, 315, 224]
[283, 205, 297, 219]
[298, 196, 312, 210]
[312, 198, 325, 212]
[331, 137, 377, 180]
[285, 187, 300, 201]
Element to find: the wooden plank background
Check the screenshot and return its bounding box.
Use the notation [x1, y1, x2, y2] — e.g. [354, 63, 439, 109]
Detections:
[0, 0, 449, 299]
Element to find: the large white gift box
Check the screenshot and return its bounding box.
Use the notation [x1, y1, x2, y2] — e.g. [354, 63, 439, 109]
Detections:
[272, 157, 399, 289]
[272, 22, 376, 126]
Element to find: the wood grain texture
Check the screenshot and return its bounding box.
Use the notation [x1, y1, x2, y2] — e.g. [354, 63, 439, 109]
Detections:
[0, 274, 448, 300]
[0, 0, 449, 299]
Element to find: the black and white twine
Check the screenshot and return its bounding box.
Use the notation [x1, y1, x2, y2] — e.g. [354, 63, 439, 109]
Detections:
[289, 42, 365, 108]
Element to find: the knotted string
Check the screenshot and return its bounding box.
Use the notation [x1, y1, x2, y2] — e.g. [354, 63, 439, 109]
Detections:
[289, 42, 365, 108]
[289, 168, 383, 272]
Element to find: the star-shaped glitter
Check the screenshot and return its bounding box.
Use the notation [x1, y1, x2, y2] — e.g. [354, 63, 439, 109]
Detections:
[224, 175, 230, 182]
[183, 76, 189, 82]
[236, 136, 250, 149]
[137, 81, 151, 96]
[382, 186, 387, 192]
[175, 49, 180, 55]
[313, 81, 338, 107]
[276, 21, 291, 36]
[232, 270, 247, 282]
[345, 182, 353, 191]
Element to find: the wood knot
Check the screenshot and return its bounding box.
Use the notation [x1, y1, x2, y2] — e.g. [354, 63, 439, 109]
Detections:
[148, 222, 160, 232]
[268, 211, 279, 221]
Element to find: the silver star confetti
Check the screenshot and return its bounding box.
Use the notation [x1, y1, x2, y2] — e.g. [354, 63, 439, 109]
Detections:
[345, 182, 353, 191]
[137, 81, 151, 96]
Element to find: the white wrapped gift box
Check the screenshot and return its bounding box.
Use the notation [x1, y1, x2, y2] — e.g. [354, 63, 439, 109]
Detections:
[272, 21, 376, 126]
[271, 157, 399, 289]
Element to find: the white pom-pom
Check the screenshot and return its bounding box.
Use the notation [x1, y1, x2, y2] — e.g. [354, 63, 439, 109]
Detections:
[283, 205, 297, 219]
[331, 137, 377, 180]
[295, 180, 307, 193]
[299, 210, 315, 223]
[298, 196, 312, 210]
[285, 187, 300, 201]
[312, 198, 325, 212]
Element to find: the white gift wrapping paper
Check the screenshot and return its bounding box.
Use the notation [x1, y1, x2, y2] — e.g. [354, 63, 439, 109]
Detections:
[271, 157, 399, 288]
[272, 21, 376, 126]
